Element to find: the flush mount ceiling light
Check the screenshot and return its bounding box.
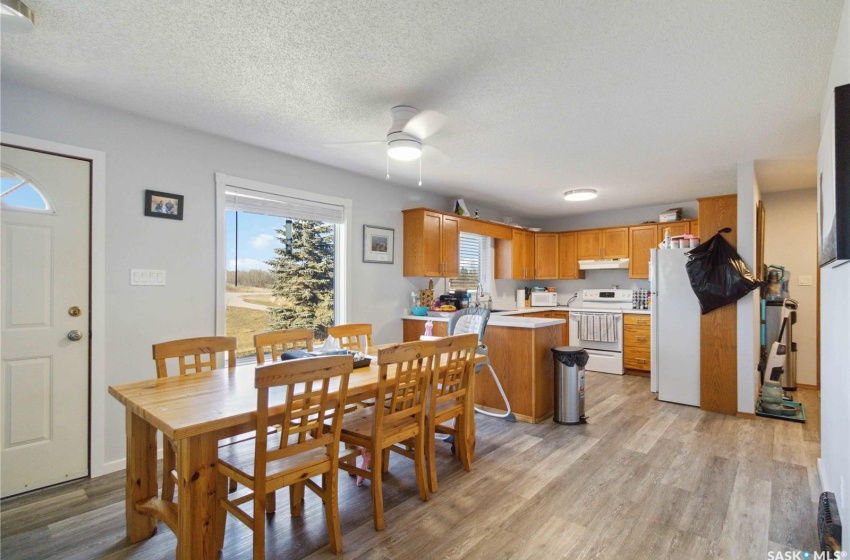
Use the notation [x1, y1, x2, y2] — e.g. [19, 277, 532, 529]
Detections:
[387, 138, 422, 161]
[564, 189, 598, 202]
[1, 0, 35, 33]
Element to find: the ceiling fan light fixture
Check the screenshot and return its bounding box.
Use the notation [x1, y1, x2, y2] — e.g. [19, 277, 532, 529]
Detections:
[387, 138, 422, 161]
[564, 189, 598, 202]
[1, 0, 35, 32]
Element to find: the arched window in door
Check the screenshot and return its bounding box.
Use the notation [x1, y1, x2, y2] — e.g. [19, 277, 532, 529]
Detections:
[1, 165, 53, 213]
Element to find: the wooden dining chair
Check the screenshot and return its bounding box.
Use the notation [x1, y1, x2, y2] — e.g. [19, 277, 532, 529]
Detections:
[152, 336, 237, 503]
[254, 328, 314, 365]
[337, 340, 435, 530]
[215, 355, 352, 559]
[327, 323, 372, 352]
[426, 333, 478, 492]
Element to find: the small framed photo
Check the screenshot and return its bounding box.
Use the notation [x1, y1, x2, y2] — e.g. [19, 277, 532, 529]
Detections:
[363, 225, 394, 264]
[144, 190, 184, 220]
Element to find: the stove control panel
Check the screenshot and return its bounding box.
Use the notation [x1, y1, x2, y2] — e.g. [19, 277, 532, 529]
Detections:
[582, 289, 633, 303]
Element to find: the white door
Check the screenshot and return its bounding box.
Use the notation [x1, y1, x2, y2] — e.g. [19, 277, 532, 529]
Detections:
[1, 145, 91, 497]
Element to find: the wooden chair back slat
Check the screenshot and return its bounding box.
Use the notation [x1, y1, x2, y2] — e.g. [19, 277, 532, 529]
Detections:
[152, 336, 237, 378]
[370, 341, 435, 436]
[254, 356, 352, 484]
[327, 323, 372, 352]
[253, 329, 314, 365]
[432, 334, 478, 404]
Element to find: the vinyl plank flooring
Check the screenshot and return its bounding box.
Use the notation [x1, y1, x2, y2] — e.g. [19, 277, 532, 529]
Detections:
[769, 460, 819, 551]
[716, 472, 772, 559]
[675, 455, 739, 541]
[0, 374, 821, 560]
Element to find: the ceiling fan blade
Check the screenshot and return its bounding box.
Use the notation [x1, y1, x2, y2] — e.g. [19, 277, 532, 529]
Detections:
[402, 110, 446, 141]
[324, 141, 385, 148]
[423, 144, 450, 164]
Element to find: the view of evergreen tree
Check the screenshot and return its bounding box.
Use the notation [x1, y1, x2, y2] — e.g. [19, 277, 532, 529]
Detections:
[267, 219, 335, 338]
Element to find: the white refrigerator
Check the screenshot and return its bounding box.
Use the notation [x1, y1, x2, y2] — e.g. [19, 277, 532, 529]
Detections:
[650, 248, 701, 406]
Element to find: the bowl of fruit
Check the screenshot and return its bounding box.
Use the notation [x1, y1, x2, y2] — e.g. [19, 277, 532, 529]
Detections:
[428, 303, 457, 317]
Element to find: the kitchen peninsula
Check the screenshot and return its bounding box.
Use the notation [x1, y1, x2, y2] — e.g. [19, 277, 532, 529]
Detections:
[403, 310, 565, 423]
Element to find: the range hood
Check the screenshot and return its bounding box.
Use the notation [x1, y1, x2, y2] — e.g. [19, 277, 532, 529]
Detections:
[578, 258, 630, 270]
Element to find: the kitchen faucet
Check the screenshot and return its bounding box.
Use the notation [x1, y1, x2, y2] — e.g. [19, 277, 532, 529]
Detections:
[472, 283, 483, 308]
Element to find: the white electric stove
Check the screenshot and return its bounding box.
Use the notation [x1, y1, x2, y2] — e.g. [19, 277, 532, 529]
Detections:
[568, 289, 634, 375]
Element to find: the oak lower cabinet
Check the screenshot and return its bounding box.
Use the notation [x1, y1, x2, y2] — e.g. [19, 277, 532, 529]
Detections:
[402, 318, 448, 341]
[402, 318, 561, 423]
[521, 311, 569, 345]
[495, 229, 535, 279]
[623, 313, 651, 374]
[403, 209, 460, 277]
[557, 232, 584, 280]
[576, 227, 629, 260]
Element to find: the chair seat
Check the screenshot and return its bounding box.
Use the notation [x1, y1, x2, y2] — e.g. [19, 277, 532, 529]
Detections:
[340, 406, 420, 447]
[217, 434, 331, 483]
[428, 400, 463, 424]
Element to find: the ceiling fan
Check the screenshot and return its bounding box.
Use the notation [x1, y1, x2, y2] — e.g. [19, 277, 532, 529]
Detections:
[327, 106, 448, 183]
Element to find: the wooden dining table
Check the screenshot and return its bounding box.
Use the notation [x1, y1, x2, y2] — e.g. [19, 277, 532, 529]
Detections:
[108, 346, 480, 560]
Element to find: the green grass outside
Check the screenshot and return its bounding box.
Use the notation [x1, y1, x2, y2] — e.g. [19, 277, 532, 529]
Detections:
[226, 305, 270, 357]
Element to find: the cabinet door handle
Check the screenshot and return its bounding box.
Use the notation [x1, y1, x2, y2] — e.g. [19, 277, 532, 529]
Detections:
[636, 336, 647, 342]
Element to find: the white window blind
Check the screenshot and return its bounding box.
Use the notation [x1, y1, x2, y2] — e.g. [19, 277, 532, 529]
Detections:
[225, 186, 345, 224]
[450, 233, 492, 292]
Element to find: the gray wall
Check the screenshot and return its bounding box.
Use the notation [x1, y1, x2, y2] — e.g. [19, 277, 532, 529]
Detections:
[818, 0, 850, 546]
[0, 81, 454, 466]
[536, 200, 699, 232]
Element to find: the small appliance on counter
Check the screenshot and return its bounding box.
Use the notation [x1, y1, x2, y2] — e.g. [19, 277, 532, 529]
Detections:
[531, 291, 558, 307]
[437, 290, 466, 309]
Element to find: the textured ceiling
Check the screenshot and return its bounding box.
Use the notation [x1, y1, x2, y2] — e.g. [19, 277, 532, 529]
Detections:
[1, 1, 843, 216]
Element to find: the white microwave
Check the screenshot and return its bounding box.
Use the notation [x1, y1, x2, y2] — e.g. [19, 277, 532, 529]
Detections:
[530, 292, 558, 307]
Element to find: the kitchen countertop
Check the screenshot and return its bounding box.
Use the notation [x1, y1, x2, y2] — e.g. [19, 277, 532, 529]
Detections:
[623, 309, 651, 315]
[403, 311, 565, 329]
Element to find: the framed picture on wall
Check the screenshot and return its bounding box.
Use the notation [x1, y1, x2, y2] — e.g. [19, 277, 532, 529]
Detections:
[818, 84, 850, 267]
[144, 189, 184, 220]
[363, 225, 394, 264]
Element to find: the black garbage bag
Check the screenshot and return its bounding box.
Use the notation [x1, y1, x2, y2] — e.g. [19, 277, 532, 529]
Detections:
[685, 229, 762, 314]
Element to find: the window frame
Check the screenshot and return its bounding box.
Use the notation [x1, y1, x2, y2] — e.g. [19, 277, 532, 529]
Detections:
[448, 232, 493, 294]
[214, 173, 353, 347]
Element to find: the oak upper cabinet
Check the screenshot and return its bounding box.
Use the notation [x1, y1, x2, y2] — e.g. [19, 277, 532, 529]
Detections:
[576, 230, 602, 259]
[690, 219, 699, 238]
[602, 227, 629, 258]
[656, 221, 690, 244]
[557, 232, 584, 280]
[403, 209, 460, 277]
[496, 229, 535, 279]
[577, 228, 628, 259]
[534, 233, 558, 279]
[628, 225, 657, 279]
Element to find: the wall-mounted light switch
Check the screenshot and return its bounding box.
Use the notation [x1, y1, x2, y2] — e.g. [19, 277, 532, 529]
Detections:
[131, 269, 166, 286]
[798, 275, 812, 286]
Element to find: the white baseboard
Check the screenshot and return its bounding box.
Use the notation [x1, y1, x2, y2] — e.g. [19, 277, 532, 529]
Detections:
[93, 446, 164, 477]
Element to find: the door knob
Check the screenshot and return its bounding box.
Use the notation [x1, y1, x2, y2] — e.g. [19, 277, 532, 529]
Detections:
[67, 330, 83, 341]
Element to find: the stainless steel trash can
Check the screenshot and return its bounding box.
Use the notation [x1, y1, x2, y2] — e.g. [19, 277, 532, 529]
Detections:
[552, 346, 589, 425]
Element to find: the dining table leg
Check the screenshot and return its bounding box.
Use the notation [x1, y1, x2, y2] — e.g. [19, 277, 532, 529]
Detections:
[125, 409, 158, 542]
[175, 432, 220, 560]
